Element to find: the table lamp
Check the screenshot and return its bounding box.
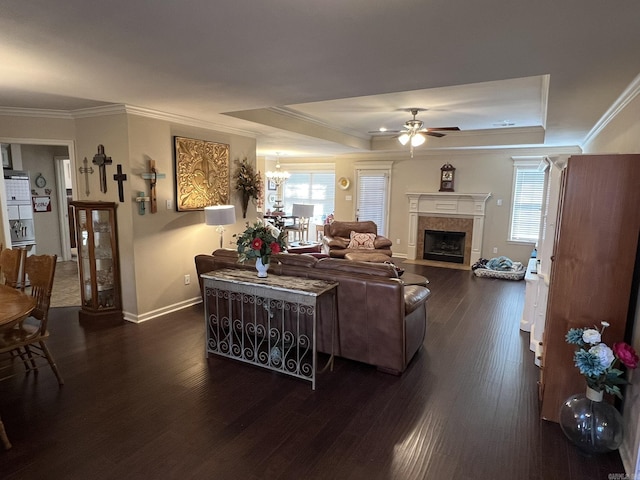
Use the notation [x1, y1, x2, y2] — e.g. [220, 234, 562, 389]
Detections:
[205, 205, 236, 249]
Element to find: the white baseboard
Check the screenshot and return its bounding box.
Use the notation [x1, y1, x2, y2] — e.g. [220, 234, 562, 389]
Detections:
[124, 296, 202, 323]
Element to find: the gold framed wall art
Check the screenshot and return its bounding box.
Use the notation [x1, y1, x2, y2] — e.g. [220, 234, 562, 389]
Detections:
[174, 136, 230, 211]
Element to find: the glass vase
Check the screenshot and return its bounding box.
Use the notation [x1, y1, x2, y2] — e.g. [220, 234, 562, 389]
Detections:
[256, 257, 270, 278]
[559, 387, 624, 454]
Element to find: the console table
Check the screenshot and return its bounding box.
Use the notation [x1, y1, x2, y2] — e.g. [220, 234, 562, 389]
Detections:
[201, 269, 338, 389]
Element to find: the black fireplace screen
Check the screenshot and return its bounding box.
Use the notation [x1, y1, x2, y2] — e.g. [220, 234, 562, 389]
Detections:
[423, 230, 465, 264]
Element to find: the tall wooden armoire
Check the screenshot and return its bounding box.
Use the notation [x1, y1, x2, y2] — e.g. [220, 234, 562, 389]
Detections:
[540, 154, 640, 422]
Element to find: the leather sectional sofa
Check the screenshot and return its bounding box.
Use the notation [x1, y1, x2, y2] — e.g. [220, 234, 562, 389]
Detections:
[195, 249, 430, 375]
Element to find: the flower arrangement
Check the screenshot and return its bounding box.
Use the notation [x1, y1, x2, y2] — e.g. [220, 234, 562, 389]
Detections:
[234, 158, 262, 199]
[566, 321, 638, 398]
[234, 221, 288, 265]
[234, 158, 262, 218]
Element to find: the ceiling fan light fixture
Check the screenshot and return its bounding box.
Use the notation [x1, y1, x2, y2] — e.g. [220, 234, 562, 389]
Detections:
[411, 133, 426, 147]
[398, 133, 410, 146]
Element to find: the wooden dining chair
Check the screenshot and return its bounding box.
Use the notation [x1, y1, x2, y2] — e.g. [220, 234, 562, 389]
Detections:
[0, 248, 25, 288]
[0, 254, 63, 385]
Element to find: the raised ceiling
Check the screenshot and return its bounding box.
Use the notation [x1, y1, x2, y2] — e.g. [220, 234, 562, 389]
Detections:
[1, 1, 639, 157]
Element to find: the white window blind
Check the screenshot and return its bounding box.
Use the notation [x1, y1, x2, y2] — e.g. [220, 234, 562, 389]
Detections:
[356, 170, 389, 235]
[510, 165, 546, 242]
[282, 170, 335, 223]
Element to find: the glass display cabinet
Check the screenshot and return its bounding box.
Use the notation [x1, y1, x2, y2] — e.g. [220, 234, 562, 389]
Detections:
[70, 201, 123, 324]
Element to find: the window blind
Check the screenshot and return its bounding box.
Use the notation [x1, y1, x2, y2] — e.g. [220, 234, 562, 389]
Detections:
[510, 167, 545, 242]
[357, 171, 388, 235]
[282, 171, 335, 223]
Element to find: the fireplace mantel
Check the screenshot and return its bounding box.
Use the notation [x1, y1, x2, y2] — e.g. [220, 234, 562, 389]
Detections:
[406, 192, 491, 264]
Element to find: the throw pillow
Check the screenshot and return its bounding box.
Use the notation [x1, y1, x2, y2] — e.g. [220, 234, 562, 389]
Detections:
[347, 231, 376, 249]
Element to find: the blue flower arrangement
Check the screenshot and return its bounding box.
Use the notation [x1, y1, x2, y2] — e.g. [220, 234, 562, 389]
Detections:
[565, 321, 638, 399]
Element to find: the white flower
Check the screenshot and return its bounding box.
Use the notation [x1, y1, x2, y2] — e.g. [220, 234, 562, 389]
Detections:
[582, 328, 601, 345]
[601, 321, 610, 328]
[589, 343, 615, 368]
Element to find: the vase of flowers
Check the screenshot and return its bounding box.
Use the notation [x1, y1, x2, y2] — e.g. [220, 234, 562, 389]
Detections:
[234, 222, 288, 277]
[234, 158, 262, 218]
[559, 321, 638, 454]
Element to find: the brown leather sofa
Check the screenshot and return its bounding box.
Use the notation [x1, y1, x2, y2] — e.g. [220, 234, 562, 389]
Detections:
[322, 220, 393, 258]
[195, 249, 430, 375]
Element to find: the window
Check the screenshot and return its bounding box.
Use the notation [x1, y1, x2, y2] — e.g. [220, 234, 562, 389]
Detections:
[509, 158, 547, 243]
[282, 168, 335, 224]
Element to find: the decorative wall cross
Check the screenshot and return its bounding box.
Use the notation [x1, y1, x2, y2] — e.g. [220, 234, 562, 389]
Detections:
[79, 157, 94, 196]
[141, 159, 166, 213]
[113, 164, 127, 203]
[92, 144, 112, 193]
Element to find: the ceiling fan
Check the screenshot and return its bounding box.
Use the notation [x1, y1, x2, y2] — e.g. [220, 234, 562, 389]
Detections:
[369, 108, 460, 156]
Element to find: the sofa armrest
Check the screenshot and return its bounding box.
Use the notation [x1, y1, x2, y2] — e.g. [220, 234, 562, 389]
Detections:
[404, 286, 431, 315]
[325, 236, 349, 249]
[374, 236, 393, 249]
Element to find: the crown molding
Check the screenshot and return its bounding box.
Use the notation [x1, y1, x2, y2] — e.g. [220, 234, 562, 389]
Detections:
[0, 104, 258, 138]
[582, 72, 640, 148]
[267, 106, 370, 140]
[0, 106, 74, 119]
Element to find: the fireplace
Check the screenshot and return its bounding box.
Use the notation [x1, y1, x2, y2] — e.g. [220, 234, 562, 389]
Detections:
[406, 192, 491, 266]
[424, 230, 465, 264]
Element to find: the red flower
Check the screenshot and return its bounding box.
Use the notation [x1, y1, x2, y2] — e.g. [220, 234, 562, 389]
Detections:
[251, 238, 263, 250]
[613, 342, 639, 369]
[270, 242, 281, 254]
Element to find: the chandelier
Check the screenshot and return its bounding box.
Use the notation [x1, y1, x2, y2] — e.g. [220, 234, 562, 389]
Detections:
[266, 156, 290, 187]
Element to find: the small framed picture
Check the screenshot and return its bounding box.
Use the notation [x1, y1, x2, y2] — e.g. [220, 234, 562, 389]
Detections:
[268, 179, 277, 191]
[1, 144, 12, 169]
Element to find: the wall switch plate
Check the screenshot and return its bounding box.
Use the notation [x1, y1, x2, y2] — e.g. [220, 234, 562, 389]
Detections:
[345, 195, 352, 201]
[396, 238, 401, 244]
[166, 199, 172, 210]
[184, 274, 190, 285]
[493, 247, 498, 254]
[497, 199, 503, 206]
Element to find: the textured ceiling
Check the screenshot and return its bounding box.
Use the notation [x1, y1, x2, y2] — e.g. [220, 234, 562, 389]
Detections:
[1, 0, 639, 156]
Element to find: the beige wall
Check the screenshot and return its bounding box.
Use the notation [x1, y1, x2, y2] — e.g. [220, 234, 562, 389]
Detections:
[20, 144, 66, 256]
[1, 111, 256, 321]
[281, 148, 577, 264]
[127, 115, 256, 318]
[582, 91, 640, 476]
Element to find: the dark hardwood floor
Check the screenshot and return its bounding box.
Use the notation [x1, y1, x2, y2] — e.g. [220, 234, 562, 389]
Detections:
[0, 262, 625, 479]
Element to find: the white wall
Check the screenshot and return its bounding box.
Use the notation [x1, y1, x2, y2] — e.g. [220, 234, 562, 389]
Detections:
[583, 87, 640, 476]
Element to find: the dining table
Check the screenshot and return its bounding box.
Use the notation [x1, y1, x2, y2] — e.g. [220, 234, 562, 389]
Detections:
[0, 283, 36, 450]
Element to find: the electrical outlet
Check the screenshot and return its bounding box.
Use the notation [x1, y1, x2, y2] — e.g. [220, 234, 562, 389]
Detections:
[493, 247, 498, 254]
[166, 199, 172, 210]
[184, 274, 190, 285]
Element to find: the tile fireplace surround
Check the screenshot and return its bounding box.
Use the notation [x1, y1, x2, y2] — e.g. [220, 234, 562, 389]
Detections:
[406, 192, 491, 266]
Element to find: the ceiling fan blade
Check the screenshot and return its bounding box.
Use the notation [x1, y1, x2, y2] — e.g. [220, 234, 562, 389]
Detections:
[425, 127, 460, 131]
[425, 131, 446, 138]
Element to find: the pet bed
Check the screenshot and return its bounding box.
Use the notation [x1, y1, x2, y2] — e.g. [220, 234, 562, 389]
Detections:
[472, 256, 526, 281]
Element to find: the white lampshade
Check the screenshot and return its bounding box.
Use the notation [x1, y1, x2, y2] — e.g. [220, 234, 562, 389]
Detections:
[205, 205, 236, 226]
[398, 133, 410, 146]
[411, 133, 426, 147]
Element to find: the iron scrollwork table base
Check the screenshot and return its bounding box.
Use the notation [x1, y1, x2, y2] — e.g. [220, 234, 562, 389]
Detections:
[202, 269, 338, 389]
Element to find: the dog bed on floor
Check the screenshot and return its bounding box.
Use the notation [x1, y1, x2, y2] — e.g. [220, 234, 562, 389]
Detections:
[472, 256, 526, 281]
